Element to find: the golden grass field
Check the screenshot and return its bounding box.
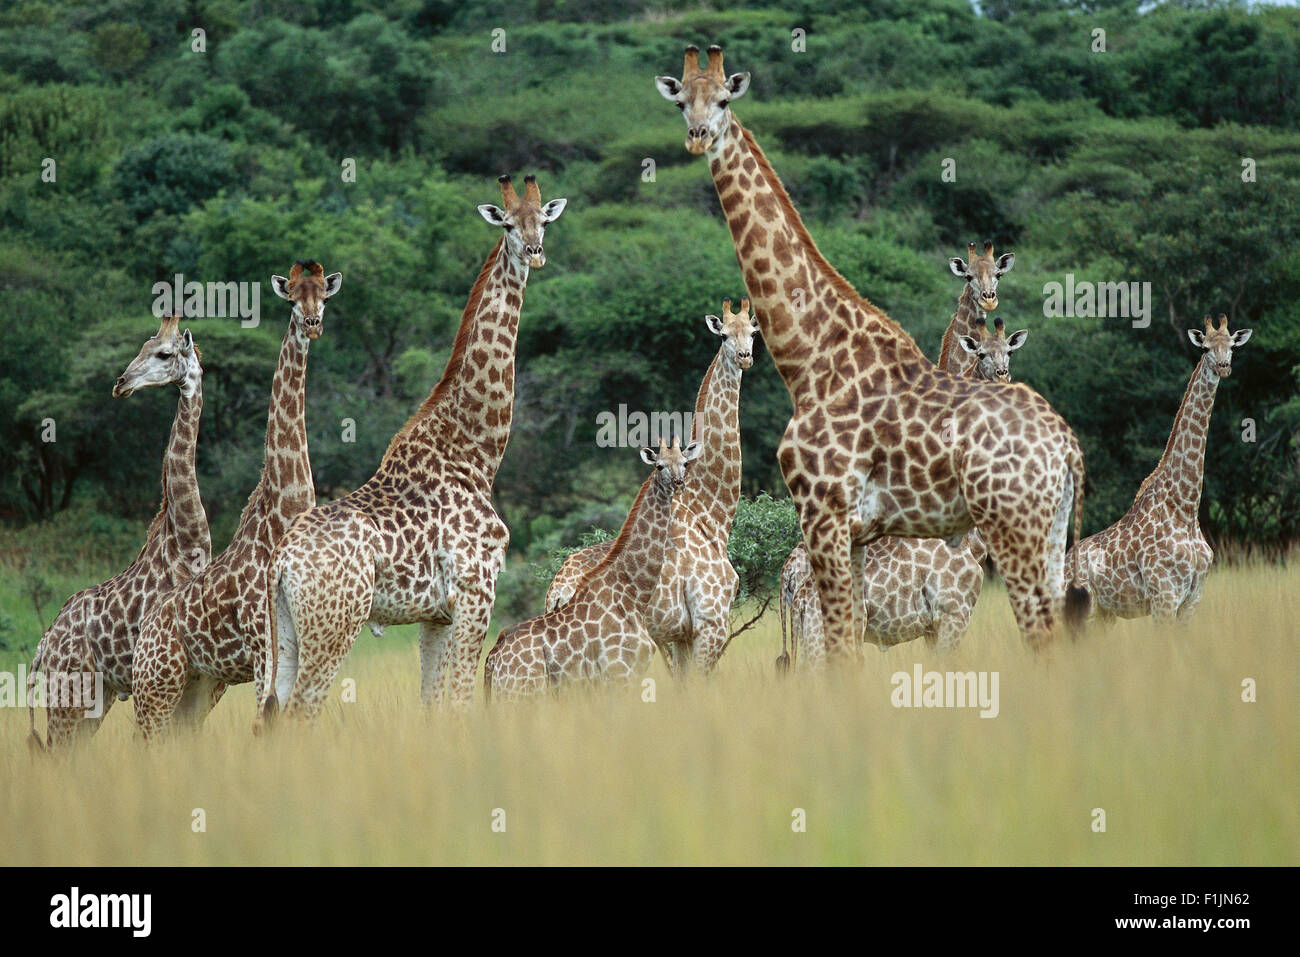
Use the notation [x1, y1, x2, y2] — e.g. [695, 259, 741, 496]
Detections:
[3, 562, 1295, 866]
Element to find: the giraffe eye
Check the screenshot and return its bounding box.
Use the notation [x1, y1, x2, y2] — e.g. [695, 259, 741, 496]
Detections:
[157, 351, 173, 359]
[719, 98, 730, 107]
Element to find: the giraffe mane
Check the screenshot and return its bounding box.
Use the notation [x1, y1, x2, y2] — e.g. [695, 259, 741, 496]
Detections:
[380, 238, 504, 461]
[737, 124, 925, 355]
[586, 475, 653, 579]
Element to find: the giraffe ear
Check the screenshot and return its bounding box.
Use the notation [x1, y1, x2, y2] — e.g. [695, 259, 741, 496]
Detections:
[1231, 328, 1252, 347]
[540, 198, 567, 223]
[705, 314, 725, 336]
[1187, 328, 1206, 348]
[655, 76, 682, 101]
[180, 328, 195, 354]
[726, 72, 751, 99]
[682, 441, 702, 462]
[948, 258, 970, 279]
[477, 204, 508, 227]
[640, 447, 658, 467]
[958, 335, 981, 355]
[1005, 329, 1028, 351]
[271, 275, 292, 300]
[995, 252, 1015, 275]
[323, 272, 343, 297]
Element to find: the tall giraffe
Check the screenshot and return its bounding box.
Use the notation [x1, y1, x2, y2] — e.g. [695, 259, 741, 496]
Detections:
[544, 298, 757, 673]
[775, 316, 1031, 666]
[1068, 315, 1251, 623]
[259, 175, 567, 725]
[27, 316, 209, 751]
[657, 45, 1087, 655]
[485, 438, 701, 699]
[131, 261, 341, 739]
[939, 242, 1014, 376]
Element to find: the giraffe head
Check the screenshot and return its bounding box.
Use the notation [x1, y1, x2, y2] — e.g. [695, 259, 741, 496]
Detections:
[477, 174, 567, 269]
[655, 44, 751, 156]
[1188, 313, 1252, 377]
[113, 316, 201, 398]
[948, 241, 1014, 312]
[640, 436, 702, 493]
[705, 296, 759, 370]
[270, 260, 343, 340]
[958, 316, 1027, 382]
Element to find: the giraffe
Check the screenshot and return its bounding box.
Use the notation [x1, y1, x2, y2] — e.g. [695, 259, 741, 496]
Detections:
[485, 438, 701, 699]
[774, 315, 1031, 666]
[657, 45, 1088, 657]
[258, 175, 566, 725]
[1067, 315, 1251, 623]
[939, 241, 1015, 377]
[27, 316, 210, 751]
[958, 315, 1028, 383]
[543, 297, 757, 673]
[130, 261, 341, 739]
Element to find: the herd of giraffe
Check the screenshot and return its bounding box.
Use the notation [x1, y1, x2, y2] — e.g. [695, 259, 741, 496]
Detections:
[25, 45, 1252, 747]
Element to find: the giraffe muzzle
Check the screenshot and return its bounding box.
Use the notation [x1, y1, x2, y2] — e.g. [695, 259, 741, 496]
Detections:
[112, 377, 131, 398]
[525, 245, 545, 268]
[685, 127, 712, 154]
[981, 295, 999, 310]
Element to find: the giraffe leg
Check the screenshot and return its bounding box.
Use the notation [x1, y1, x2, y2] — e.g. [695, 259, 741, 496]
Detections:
[418, 620, 455, 707]
[983, 529, 1055, 651]
[800, 518, 861, 664]
[280, 544, 375, 722]
[689, 566, 738, 674]
[132, 606, 189, 741]
[443, 591, 495, 712]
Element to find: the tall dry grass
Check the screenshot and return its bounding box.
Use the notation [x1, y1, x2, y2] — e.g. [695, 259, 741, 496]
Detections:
[3, 563, 1295, 865]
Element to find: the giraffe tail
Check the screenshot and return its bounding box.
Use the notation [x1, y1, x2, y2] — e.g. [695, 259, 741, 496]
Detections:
[775, 567, 795, 675]
[1063, 446, 1091, 632]
[252, 557, 282, 736]
[27, 640, 46, 754]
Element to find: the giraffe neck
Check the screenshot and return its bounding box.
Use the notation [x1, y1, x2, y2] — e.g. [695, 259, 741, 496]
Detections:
[229, 319, 314, 545]
[1144, 353, 1220, 521]
[684, 347, 743, 533]
[137, 370, 209, 577]
[708, 117, 927, 395]
[938, 285, 981, 375]
[591, 475, 675, 609]
[379, 239, 527, 480]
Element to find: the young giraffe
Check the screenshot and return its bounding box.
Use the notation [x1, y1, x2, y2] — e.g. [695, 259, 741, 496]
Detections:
[259, 176, 566, 725]
[657, 45, 1087, 656]
[26, 317, 210, 751]
[543, 298, 757, 673]
[1067, 315, 1251, 623]
[939, 242, 1015, 376]
[131, 261, 341, 739]
[775, 316, 1030, 666]
[485, 438, 701, 699]
[958, 315, 1028, 384]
